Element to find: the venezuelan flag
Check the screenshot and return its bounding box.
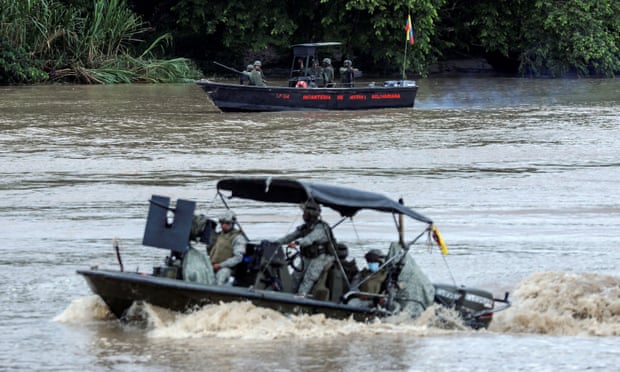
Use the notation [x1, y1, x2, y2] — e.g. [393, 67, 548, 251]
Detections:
[405, 14, 414, 45]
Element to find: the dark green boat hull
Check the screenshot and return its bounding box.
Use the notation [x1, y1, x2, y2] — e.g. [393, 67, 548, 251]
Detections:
[78, 269, 376, 321]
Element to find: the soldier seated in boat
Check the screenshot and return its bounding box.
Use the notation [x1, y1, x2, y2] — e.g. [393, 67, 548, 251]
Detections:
[207, 210, 248, 285]
[348, 249, 388, 307]
[275, 199, 336, 296]
[249, 60, 266, 86]
[240, 64, 253, 85]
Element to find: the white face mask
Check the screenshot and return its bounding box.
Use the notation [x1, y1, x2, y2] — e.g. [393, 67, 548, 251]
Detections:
[367, 262, 380, 273]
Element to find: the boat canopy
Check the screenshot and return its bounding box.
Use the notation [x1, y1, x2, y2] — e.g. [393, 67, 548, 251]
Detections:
[291, 42, 342, 57]
[216, 177, 433, 224]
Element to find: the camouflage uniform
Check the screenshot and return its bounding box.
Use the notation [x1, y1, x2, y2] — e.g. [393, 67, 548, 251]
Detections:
[339, 59, 355, 87]
[249, 60, 266, 86]
[358, 268, 388, 294]
[348, 249, 387, 307]
[240, 64, 253, 84]
[321, 58, 334, 87]
[276, 205, 335, 296]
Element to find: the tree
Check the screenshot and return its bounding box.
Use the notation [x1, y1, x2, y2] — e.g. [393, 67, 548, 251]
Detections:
[147, 0, 445, 76]
[442, 0, 620, 77]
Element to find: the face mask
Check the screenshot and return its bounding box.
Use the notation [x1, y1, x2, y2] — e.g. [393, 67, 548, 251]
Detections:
[367, 262, 380, 273]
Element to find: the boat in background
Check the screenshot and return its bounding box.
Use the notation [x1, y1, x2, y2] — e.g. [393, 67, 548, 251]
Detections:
[196, 42, 417, 112]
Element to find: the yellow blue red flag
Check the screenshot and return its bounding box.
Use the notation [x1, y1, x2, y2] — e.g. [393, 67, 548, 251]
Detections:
[405, 14, 414, 45]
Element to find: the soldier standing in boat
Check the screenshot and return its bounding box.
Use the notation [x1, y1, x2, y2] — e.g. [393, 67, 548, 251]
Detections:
[339, 59, 356, 87]
[208, 210, 247, 285]
[276, 200, 335, 296]
[307, 60, 321, 87]
[249, 60, 266, 86]
[320, 58, 335, 87]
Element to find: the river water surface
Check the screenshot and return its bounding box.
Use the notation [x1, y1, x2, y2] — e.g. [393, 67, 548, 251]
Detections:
[1, 78, 619, 371]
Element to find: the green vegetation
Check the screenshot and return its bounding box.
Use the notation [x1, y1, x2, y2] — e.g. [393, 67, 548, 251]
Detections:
[0, 0, 200, 84]
[1, 0, 618, 84]
[439, 0, 620, 77]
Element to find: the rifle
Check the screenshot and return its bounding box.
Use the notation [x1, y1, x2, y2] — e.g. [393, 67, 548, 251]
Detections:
[213, 61, 244, 75]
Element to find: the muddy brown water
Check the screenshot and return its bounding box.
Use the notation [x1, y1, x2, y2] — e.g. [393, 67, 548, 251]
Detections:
[1, 78, 619, 370]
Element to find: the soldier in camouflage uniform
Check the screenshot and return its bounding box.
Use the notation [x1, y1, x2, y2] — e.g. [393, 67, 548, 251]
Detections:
[320, 58, 335, 87]
[339, 59, 356, 87]
[208, 210, 247, 285]
[249, 60, 266, 86]
[240, 64, 253, 85]
[358, 249, 388, 294]
[276, 199, 335, 296]
[347, 249, 388, 307]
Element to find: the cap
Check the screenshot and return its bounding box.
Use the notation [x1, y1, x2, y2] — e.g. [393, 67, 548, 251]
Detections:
[365, 249, 385, 263]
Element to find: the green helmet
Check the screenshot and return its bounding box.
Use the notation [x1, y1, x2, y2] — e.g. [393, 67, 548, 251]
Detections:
[253, 60, 262, 67]
[303, 199, 321, 217]
[322, 58, 331, 65]
[247, 64, 254, 70]
[344, 59, 352, 66]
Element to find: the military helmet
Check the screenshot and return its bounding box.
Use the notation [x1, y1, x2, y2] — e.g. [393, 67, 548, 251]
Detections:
[218, 210, 236, 224]
[344, 59, 352, 66]
[253, 60, 262, 67]
[365, 248, 386, 263]
[247, 64, 254, 70]
[303, 199, 321, 217]
[322, 58, 331, 65]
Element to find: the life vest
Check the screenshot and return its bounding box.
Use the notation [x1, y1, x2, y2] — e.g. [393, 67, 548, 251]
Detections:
[298, 220, 335, 258]
[359, 268, 388, 294]
[295, 80, 308, 88]
[209, 230, 242, 264]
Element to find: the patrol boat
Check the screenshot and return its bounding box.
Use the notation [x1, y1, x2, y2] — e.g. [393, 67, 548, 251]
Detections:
[195, 42, 417, 112]
[78, 177, 510, 329]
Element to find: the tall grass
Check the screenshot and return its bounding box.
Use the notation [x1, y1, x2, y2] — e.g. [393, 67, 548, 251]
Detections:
[0, 0, 200, 84]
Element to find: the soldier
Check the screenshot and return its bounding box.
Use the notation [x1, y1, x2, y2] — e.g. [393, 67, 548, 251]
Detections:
[358, 249, 388, 294]
[307, 60, 321, 87]
[348, 249, 388, 307]
[276, 199, 335, 296]
[240, 64, 253, 85]
[208, 210, 247, 285]
[321, 58, 335, 87]
[339, 59, 356, 87]
[249, 60, 266, 86]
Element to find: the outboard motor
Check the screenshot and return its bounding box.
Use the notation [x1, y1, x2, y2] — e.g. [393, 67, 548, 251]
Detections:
[433, 283, 496, 329]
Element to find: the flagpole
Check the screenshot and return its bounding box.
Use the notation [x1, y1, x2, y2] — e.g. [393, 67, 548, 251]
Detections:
[402, 12, 412, 81]
[402, 40, 408, 80]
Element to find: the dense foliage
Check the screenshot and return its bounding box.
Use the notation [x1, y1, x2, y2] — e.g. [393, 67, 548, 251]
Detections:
[130, 0, 618, 78]
[0, 0, 200, 84]
[439, 0, 620, 77]
[1, 0, 618, 84]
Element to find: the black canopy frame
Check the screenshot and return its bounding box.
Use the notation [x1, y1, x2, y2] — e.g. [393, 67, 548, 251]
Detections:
[216, 177, 433, 224]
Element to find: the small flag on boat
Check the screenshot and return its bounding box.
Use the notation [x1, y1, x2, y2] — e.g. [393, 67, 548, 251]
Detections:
[405, 14, 414, 45]
[432, 225, 449, 255]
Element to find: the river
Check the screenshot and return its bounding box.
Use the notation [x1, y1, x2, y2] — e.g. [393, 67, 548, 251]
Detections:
[1, 78, 619, 371]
